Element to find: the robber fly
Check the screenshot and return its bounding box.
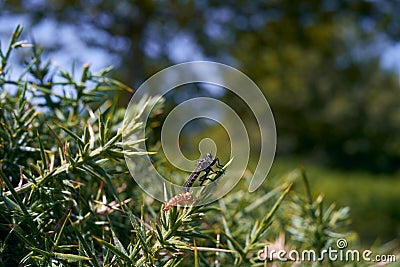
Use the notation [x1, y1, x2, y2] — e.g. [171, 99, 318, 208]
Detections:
[163, 153, 224, 211]
[182, 153, 224, 192]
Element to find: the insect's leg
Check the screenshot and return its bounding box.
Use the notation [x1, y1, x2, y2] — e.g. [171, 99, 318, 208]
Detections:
[199, 175, 219, 184]
[199, 169, 212, 185]
[215, 158, 224, 169]
[199, 158, 225, 186]
[199, 169, 225, 185]
[210, 168, 225, 180]
[204, 158, 216, 171]
[206, 164, 221, 174]
[199, 175, 207, 186]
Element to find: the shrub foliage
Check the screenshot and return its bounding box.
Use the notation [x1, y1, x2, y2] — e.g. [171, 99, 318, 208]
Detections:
[1, 26, 389, 267]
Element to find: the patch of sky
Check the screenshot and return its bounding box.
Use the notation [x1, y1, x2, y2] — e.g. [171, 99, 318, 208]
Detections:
[381, 42, 400, 79]
[143, 21, 165, 59]
[166, 32, 204, 63]
[0, 17, 123, 110]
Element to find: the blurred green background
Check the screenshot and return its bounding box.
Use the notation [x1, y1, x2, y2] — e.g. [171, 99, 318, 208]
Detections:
[1, 0, 399, 246]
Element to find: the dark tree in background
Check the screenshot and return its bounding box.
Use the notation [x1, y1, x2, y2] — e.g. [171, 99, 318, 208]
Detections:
[1, 0, 400, 172]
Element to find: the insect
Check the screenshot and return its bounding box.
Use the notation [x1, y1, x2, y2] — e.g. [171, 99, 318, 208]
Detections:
[182, 153, 224, 192]
[163, 192, 194, 211]
[163, 153, 224, 211]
